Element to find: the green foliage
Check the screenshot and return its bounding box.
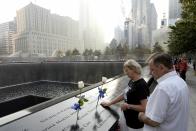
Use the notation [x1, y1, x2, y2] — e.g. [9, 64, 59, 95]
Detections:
[83, 49, 93, 56]
[130, 47, 151, 56]
[55, 50, 64, 57]
[109, 39, 118, 55]
[180, 0, 196, 5]
[72, 48, 80, 55]
[78, 99, 84, 106]
[122, 43, 129, 55]
[128, 46, 151, 60]
[78, 96, 88, 106]
[103, 88, 107, 93]
[104, 46, 112, 55]
[116, 44, 124, 56]
[152, 42, 164, 53]
[104, 38, 153, 59]
[65, 50, 72, 56]
[168, 0, 196, 55]
[109, 39, 118, 49]
[83, 98, 88, 102]
[93, 50, 101, 57]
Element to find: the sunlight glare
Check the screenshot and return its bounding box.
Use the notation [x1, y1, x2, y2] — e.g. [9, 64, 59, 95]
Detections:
[94, 0, 124, 42]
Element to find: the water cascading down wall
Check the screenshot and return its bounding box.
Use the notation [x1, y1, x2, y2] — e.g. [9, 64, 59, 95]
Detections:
[0, 61, 124, 87]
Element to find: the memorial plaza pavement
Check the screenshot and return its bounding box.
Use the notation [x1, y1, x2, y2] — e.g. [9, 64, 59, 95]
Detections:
[187, 65, 196, 131]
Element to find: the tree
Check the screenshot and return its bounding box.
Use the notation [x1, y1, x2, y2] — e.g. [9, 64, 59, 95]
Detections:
[109, 38, 118, 55]
[82, 49, 94, 60]
[83, 49, 88, 56]
[83, 49, 93, 56]
[56, 50, 65, 58]
[122, 43, 129, 55]
[51, 49, 65, 57]
[104, 46, 112, 55]
[72, 48, 80, 55]
[93, 50, 101, 57]
[109, 38, 118, 49]
[167, 0, 196, 55]
[65, 50, 72, 56]
[116, 44, 124, 59]
[152, 42, 164, 53]
[130, 47, 151, 60]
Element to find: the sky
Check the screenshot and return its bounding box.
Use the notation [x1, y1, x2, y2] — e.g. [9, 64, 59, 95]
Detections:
[0, 0, 168, 42]
[0, 0, 79, 22]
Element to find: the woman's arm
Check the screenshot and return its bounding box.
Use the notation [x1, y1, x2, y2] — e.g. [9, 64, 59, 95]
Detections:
[121, 99, 147, 112]
[101, 94, 124, 107]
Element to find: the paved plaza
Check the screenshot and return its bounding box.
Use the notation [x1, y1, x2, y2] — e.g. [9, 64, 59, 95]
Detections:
[187, 65, 196, 131]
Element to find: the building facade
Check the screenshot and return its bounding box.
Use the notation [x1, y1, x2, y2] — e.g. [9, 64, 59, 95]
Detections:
[169, 0, 182, 25]
[148, 3, 158, 46]
[124, 0, 157, 49]
[14, 3, 80, 57]
[114, 26, 125, 44]
[0, 21, 16, 56]
[79, 0, 104, 51]
[161, 13, 167, 28]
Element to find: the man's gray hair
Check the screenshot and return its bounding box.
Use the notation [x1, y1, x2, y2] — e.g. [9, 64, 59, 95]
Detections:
[124, 59, 142, 75]
[146, 53, 160, 63]
[152, 53, 173, 69]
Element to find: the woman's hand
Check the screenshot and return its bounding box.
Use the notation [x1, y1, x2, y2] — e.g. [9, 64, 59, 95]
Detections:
[100, 101, 111, 107]
[121, 103, 130, 111]
[138, 112, 145, 121]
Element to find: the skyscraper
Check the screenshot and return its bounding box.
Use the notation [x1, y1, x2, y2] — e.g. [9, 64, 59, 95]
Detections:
[79, 0, 104, 51]
[0, 21, 16, 56]
[161, 13, 167, 28]
[125, 0, 157, 49]
[114, 26, 124, 44]
[148, 3, 158, 47]
[169, 0, 182, 25]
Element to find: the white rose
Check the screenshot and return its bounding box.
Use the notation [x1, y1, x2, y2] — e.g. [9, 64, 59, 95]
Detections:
[78, 81, 84, 89]
[102, 77, 107, 83]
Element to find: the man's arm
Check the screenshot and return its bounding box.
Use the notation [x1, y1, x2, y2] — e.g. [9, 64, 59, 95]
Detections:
[138, 112, 160, 127]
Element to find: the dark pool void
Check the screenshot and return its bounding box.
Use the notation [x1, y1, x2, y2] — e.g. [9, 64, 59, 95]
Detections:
[0, 95, 51, 118]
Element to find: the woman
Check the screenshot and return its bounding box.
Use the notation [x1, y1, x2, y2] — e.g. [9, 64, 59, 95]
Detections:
[101, 59, 149, 131]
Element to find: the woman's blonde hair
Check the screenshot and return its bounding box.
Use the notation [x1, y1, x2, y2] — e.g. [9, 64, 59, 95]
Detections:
[124, 59, 142, 75]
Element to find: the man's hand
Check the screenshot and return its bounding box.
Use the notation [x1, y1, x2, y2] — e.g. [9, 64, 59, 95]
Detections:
[138, 112, 160, 127]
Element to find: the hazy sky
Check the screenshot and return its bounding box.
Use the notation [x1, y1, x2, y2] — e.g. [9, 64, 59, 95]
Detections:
[0, 0, 79, 22]
[0, 0, 168, 42]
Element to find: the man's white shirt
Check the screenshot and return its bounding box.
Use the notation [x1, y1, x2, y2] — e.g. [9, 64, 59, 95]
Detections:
[144, 71, 189, 131]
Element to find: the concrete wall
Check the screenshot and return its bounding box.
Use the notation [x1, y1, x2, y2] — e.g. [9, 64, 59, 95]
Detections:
[0, 61, 124, 87]
[0, 63, 42, 87]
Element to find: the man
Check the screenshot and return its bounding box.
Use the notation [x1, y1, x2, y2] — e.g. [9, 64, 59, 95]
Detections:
[179, 57, 188, 81]
[138, 53, 189, 131]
